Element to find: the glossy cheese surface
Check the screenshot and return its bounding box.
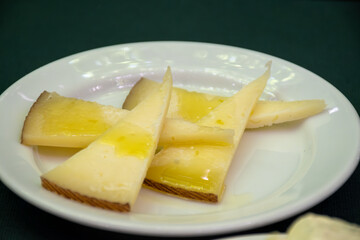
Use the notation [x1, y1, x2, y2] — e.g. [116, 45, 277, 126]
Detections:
[41, 97, 113, 136]
[23, 90, 324, 150]
[41, 68, 173, 209]
[123, 78, 325, 128]
[21, 91, 127, 148]
[146, 145, 232, 193]
[277, 213, 360, 240]
[173, 88, 225, 122]
[42, 142, 148, 203]
[22, 92, 234, 148]
[158, 118, 234, 147]
[100, 121, 154, 158]
[146, 63, 271, 198]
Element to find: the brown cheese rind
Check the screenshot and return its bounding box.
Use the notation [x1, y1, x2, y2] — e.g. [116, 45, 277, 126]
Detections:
[143, 178, 219, 203]
[41, 177, 130, 212]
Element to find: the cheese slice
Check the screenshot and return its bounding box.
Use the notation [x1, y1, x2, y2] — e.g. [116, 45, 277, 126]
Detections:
[144, 62, 271, 202]
[286, 213, 360, 240]
[21, 91, 127, 148]
[41, 67, 173, 212]
[266, 213, 360, 240]
[21, 92, 234, 148]
[247, 100, 326, 129]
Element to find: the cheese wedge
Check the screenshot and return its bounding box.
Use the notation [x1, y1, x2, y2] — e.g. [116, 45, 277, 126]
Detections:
[123, 78, 325, 126]
[144, 62, 271, 202]
[21, 92, 234, 148]
[41, 67, 173, 212]
[247, 100, 326, 129]
[285, 213, 360, 240]
[21, 91, 127, 148]
[268, 213, 360, 240]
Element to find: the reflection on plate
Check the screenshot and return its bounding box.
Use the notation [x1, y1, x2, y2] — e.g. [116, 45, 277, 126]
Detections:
[0, 42, 359, 237]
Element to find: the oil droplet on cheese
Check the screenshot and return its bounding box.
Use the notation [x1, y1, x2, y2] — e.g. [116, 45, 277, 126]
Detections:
[42, 97, 111, 136]
[161, 165, 213, 191]
[216, 119, 224, 125]
[175, 88, 226, 122]
[100, 122, 154, 158]
[147, 146, 231, 193]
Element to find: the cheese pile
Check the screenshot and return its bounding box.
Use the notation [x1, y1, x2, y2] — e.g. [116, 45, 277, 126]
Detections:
[21, 64, 326, 211]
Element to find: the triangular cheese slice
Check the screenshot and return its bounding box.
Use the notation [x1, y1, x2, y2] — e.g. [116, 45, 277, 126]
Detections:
[21, 91, 128, 148]
[144, 62, 271, 202]
[41, 67, 173, 212]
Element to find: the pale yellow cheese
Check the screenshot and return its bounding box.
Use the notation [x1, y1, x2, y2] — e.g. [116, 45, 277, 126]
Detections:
[146, 145, 233, 194]
[247, 100, 326, 129]
[158, 118, 234, 147]
[287, 213, 360, 240]
[169, 87, 226, 121]
[42, 141, 149, 204]
[22, 92, 234, 148]
[41, 67, 173, 209]
[123, 78, 325, 126]
[145, 62, 271, 200]
[22, 86, 324, 149]
[21, 91, 127, 148]
[267, 213, 360, 240]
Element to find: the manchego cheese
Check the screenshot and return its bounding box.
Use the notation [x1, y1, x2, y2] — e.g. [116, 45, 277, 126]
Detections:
[41, 67, 173, 212]
[144, 62, 271, 202]
[268, 213, 360, 240]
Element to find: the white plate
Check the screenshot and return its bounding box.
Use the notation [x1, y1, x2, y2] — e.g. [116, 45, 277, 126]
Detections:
[0, 42, 359, 237]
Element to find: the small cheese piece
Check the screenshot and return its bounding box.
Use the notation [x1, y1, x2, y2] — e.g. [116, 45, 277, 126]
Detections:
[286, 213, 360, 240]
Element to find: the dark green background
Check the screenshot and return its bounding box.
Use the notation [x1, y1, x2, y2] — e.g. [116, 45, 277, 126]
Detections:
[1, 1, 359, 239]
